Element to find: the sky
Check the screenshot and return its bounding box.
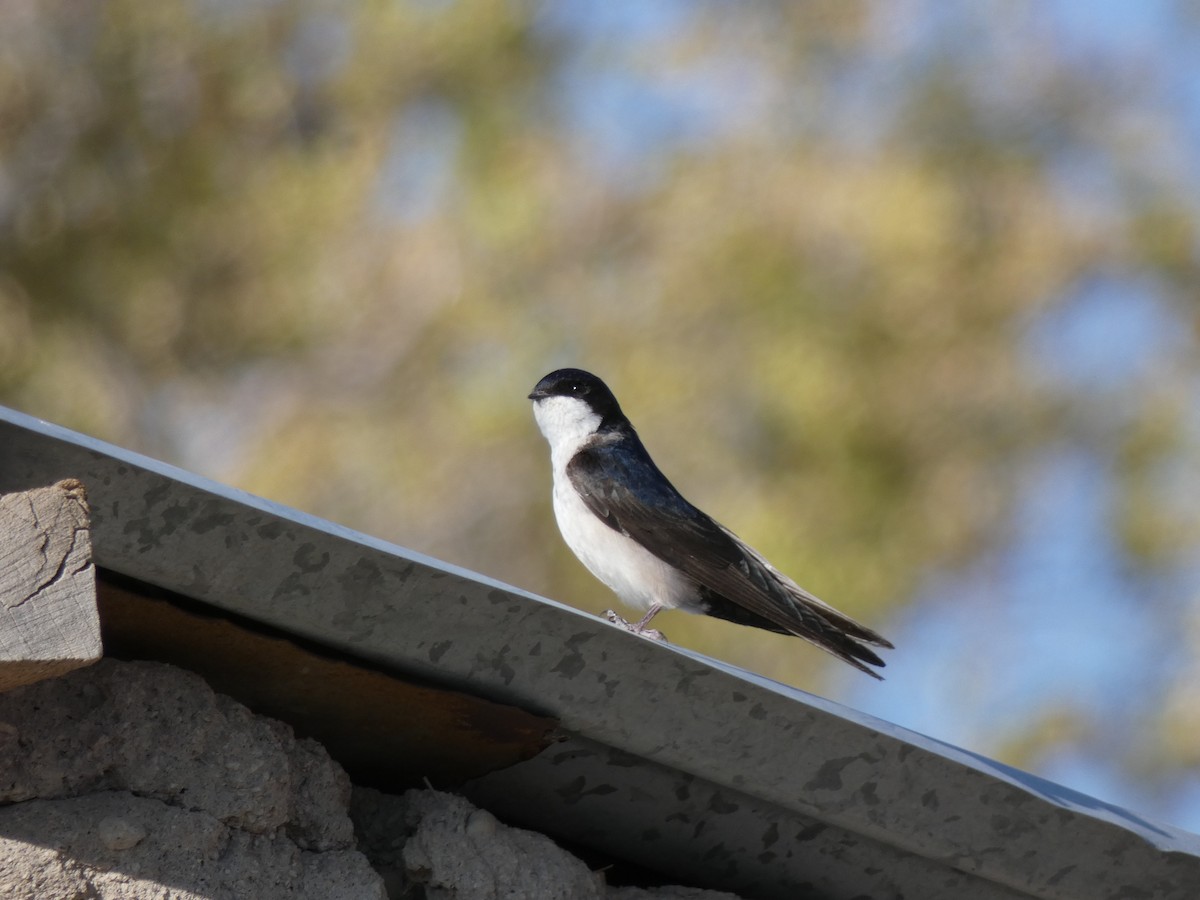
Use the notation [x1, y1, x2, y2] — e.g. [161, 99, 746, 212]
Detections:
[523, 0, 1200, 832]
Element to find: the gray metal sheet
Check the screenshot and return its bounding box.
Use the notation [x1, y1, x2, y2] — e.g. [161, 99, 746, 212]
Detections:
[465, 733, 1033, 900]
[2, 405, 1197, 900]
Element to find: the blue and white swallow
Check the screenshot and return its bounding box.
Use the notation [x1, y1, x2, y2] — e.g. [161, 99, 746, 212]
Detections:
[529, 367, 893, 678]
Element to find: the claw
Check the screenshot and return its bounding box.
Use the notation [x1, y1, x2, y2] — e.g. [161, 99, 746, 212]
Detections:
[603, 606, 668, 642]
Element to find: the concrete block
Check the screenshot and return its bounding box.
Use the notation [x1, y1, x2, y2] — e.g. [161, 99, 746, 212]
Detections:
[0, 658, 355, 851]
[0, 791, 383, 900]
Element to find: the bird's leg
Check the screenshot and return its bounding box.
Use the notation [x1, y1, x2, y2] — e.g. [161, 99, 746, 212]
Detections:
[603, 603, 667, 642]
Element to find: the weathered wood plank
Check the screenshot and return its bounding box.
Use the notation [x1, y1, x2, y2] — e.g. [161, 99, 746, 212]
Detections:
[0, 479, 99, 691]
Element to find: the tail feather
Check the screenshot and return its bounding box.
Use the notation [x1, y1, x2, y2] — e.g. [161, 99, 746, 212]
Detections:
[697, 583, 890, 679]
[644, 516, 893, 678]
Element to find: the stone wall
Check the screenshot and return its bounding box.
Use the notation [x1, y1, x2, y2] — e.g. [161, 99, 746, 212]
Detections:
[0, 659, 742, 900]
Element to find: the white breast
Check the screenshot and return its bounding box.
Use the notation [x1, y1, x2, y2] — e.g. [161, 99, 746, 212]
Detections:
[551, 471, 697, 612]
[552, 472, 696, 619]
[533, 394, 699, 612]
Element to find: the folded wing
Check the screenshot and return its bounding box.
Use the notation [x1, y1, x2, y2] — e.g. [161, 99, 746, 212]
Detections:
[567, 436, 893, 677]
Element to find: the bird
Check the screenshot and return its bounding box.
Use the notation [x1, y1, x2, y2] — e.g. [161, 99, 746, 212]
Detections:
[528, 367, 893, 678]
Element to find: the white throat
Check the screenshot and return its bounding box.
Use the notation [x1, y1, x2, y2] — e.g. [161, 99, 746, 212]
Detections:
[532, 391, 696, 614]
[532, 395, 602, 470]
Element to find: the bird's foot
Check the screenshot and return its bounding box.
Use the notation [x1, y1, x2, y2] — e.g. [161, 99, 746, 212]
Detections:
[603, 609, 668, 642]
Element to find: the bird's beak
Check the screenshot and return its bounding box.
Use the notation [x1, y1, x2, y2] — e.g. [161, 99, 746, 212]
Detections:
[528, 388, 548, 401]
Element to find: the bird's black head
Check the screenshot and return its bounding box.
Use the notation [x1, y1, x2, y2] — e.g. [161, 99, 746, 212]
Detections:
[528, 368, 626, 428]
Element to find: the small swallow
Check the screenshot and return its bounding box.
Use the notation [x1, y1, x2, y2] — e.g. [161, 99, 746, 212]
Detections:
[529, 368, 893, 678]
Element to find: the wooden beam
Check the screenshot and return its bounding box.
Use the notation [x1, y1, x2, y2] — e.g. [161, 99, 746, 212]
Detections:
[97, 573, 559, 790]
[0, 479, 100, 691]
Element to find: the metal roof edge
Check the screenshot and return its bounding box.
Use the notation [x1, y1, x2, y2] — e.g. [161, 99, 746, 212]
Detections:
[2, 404, 1196, 899]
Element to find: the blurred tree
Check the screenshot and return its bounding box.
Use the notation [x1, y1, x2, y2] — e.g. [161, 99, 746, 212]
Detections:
[2, 0, 1199, 824]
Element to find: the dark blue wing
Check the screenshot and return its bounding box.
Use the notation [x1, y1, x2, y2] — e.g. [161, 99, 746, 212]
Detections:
[567, 433, 891, 676]
[566, 435, 746, 570]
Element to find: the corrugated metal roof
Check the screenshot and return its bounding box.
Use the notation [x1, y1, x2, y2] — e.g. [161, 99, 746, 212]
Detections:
[1, 405, 1197, 900]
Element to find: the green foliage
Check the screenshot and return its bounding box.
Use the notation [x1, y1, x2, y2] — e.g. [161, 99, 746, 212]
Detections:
[2, 0, 1199, 796]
